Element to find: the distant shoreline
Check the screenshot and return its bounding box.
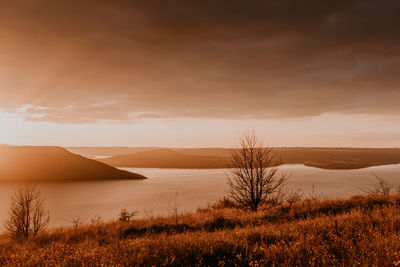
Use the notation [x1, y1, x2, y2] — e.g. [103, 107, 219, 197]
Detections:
[68, 147, 400, 171]
[118, 162, 400, 171]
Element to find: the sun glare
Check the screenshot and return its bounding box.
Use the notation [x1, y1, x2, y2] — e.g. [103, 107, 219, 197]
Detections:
[0, 110, 25, 145]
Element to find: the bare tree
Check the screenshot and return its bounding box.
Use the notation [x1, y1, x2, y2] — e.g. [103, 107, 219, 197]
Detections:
[5, 184, 49, 240]
[228, 134, 289, 211]
[362, 173, 393, 196]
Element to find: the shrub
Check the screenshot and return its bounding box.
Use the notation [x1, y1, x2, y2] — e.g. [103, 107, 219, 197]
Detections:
[5, 184, 49, 240]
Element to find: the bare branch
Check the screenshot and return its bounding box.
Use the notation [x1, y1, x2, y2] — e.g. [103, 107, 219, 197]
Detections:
[361, 173, 393, 196]
[227, 133, 289, 211]
[5, 184, 49, 240]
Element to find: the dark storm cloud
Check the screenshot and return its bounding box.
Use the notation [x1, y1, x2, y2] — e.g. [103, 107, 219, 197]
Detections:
[0, 0, 399, 123]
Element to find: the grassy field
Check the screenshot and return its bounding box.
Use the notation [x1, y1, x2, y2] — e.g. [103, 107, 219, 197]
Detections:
[1, 194, 400, 266]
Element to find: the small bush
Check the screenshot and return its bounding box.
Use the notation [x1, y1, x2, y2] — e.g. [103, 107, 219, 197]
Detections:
[119, 208, 138, 222]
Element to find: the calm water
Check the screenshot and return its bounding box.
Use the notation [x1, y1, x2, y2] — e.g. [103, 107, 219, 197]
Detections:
[0, 164, 399, 228]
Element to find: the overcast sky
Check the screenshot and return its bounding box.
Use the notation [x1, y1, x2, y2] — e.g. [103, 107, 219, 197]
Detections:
[0, 0, 399, 147]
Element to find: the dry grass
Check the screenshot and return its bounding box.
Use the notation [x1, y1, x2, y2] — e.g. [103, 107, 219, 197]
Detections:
[1, 194, 400, 266]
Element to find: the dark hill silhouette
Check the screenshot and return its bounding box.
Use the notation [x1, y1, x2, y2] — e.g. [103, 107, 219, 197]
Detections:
[0, 146, 146, 182]
[101, 148, 230, 168]
[100, 147, 400, 169]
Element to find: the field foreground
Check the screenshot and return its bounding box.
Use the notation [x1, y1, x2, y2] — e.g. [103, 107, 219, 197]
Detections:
[2, 194, 400, 266]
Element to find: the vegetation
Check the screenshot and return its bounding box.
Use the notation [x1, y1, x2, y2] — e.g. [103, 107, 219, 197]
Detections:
[362, 173, 394, 196]
[5, 184, 49, 240]
[1, 193, 400, 265]
[119, 208, 138, 222]
[228, 134, 288, 211]
[99, 147, 400, 170]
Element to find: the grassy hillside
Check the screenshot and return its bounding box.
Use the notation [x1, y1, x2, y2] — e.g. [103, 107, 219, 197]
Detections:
[1, 194, 400, 265]
[0, 146, 146, 181]
[100, 147, 400, 169]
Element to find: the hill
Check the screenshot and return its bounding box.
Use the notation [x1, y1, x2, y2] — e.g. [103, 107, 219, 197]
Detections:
[2, 194, 400, 265]
[66, 147, 159, 158]
[275, 147, 400, 169]
[100, 147, 400, 169]
[101, 148, 230, 168]
[0, 146, 146, 182]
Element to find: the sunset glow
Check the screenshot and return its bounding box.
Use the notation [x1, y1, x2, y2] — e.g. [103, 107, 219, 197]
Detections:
[0, 0, 399, 147]
[1, 1, 400, 265]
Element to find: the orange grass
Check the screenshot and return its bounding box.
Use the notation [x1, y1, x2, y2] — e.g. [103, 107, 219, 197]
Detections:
[1, 194, 400, 266]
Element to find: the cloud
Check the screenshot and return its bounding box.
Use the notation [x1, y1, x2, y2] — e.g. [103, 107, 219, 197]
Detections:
[0, 0, 399, 123]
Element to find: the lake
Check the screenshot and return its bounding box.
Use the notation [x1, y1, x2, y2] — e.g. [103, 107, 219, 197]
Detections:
[0, 164, 399, 228]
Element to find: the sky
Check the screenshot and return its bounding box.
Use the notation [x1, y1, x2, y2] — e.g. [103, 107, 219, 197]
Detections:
[0, 0, 399, 147]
